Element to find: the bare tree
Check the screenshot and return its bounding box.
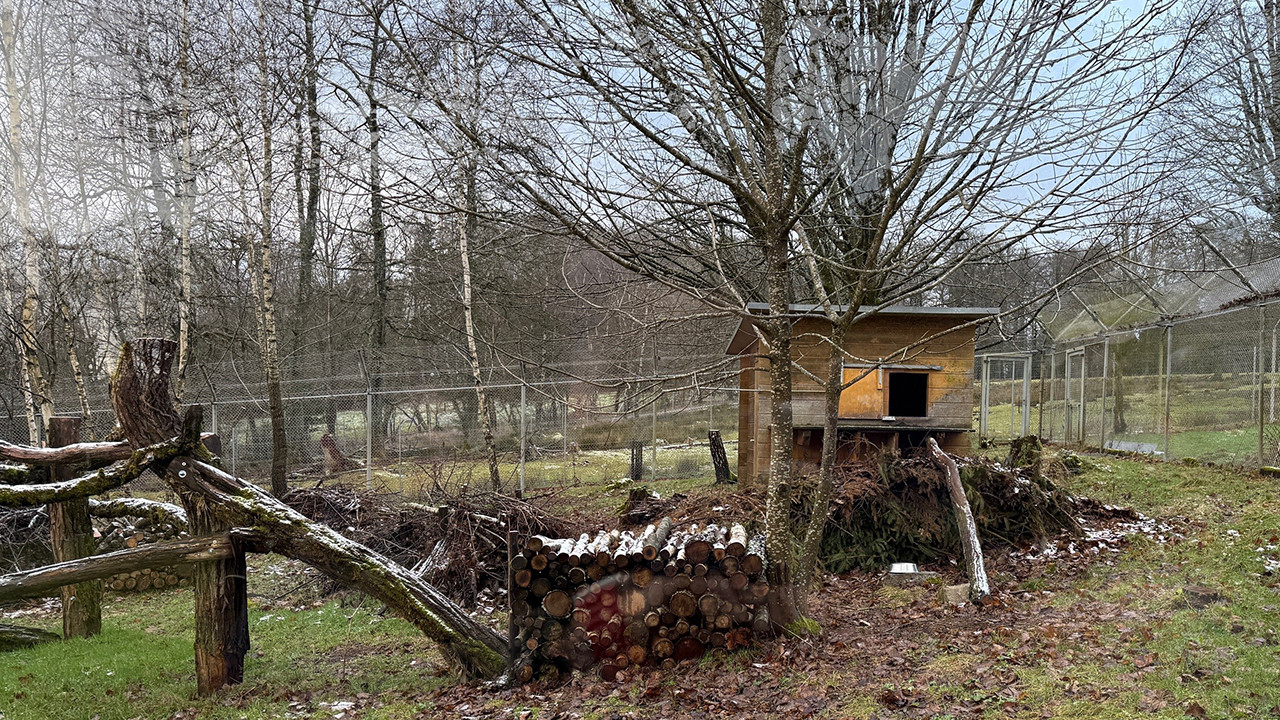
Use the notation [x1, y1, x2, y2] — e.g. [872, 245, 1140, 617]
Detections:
[497, 0, 1198, 626]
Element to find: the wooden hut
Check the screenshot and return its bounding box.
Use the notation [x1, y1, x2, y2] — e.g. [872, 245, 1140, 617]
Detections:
[727, 303, 994, 485]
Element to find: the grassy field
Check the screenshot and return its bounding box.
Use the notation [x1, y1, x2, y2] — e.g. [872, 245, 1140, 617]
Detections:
[983, 372, 1280, 465]
[4, 449, 1280, 718]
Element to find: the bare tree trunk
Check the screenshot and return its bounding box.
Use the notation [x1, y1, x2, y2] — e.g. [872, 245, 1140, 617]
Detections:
[258, 0, 287, 496]
[794, 320, 848, 615]
[2, 0, 52, 436]
[59, 303, 92, 428]
[762, 238, 798, 630]
[298, 0, 320, 311]
[366, 2, 388, 457]
[457, 154, 501, 490]
[0, 258, 39, 443]
[174, 0, 195, 401]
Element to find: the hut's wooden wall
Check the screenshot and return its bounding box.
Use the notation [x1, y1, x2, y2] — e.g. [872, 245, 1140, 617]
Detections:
[737, 314, 978, 487]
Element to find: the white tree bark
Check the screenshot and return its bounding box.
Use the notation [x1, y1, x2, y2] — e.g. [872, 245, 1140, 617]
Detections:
[928, 438, 990, 602]
[2, 0, 52, 438]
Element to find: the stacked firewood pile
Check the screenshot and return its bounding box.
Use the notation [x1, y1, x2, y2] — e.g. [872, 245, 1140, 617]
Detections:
[509, 519, 770, 683]
[96, 512, 191, 593]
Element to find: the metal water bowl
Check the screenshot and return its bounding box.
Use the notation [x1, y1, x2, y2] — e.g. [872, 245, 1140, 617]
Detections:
[888, 563, 918, 574]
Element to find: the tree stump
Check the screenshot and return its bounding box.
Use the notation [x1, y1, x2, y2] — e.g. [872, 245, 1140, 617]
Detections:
[48, 417, 101, 639]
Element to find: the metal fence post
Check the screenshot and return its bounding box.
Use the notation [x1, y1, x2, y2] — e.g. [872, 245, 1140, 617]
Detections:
[365, 384, 373, 490]
[1259, 304, 1266, 466]
[519, 383, 527, 496]
[210, 402, 218, 435]
[1163, 325, 1172, 458]
[651, 391, 658, 472]
[979, 355, 990, 441]
[1023, 353, 1032, 438]
[231, 420, 238, 478]
[1100, 338, 1109, 450]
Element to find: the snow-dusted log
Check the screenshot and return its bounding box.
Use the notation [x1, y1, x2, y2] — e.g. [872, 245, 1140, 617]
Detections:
[0, 438, 132, 466]
[927, 438, 990, 603]
[88, 497, 188, 530]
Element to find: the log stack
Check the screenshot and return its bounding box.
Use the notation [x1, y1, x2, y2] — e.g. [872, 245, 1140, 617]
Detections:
[508, 519, 769, 682]
[105, 565, 191, 592]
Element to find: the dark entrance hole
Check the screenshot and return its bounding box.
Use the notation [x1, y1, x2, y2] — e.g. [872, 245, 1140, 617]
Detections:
[887, 372, 928, 417]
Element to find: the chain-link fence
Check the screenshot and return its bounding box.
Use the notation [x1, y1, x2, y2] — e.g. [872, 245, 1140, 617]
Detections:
[0, 352, 742, 493]
[980, 299, 1280, 467]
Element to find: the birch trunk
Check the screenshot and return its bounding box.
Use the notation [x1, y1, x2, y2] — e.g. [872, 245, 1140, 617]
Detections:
[928, 438, 990, 602]
[366, 3, 388, 456]
[458, 154, 501, 491]
[2, 0, 52, 436]
[0, 254, 38, 443]
[258, 0, 288, 497]
[175, 0, 195, 401]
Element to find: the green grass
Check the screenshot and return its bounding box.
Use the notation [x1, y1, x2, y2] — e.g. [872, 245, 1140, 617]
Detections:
[0, 583, 449, 720]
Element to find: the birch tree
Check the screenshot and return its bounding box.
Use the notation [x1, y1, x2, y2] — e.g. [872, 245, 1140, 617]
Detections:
[1, 0, 52, 440]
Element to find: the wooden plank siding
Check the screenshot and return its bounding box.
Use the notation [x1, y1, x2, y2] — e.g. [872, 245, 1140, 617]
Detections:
[735, 313, 980, 487]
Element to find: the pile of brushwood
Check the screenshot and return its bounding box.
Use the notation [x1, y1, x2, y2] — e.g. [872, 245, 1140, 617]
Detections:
[816, 438, 1081, 572]
[0, 507, 50, 572]
[283, 486, 579, 605]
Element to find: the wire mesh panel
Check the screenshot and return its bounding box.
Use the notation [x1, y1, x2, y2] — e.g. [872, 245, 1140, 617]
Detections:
[1167, 309, 1265, 465]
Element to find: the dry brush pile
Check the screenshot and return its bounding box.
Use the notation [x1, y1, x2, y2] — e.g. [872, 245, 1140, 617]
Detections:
[282, 485, 579, 606]
[817, 445, 1081, 572]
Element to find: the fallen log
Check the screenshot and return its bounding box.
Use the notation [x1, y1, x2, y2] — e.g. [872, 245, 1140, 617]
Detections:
[0, 534, 233, 602]
[106, 338, 510, 682]
[0, 623, 60, 652]
[171, 457, 509, 679]
[927, 438, 989, 602]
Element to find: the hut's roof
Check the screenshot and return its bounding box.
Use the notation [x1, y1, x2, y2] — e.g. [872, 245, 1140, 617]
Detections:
[725, 303, 998, 355]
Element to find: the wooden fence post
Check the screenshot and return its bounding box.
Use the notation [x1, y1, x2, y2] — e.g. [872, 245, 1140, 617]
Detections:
[168, 409, 249, 696]
[48, 416, 102, 639]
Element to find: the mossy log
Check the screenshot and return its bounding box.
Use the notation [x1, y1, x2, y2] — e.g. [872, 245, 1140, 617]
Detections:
[169, 457, 509, 679]
[0, 440, 185, 508]
[0, 623, 60, 652]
